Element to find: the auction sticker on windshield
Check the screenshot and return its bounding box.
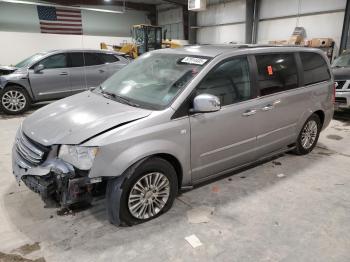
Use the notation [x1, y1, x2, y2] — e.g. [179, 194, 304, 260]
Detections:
[180, 57, 208, 65]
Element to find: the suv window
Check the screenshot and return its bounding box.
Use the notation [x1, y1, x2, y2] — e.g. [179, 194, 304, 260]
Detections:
[98, 53, 119, 63]
[84, 53, 104, 66]
[196, 57, 251, 106]
[255, 54, 298, 96]
[69, 52, 84, 67]
[300, 52, 330, 85]
[40, 53, 67, 69]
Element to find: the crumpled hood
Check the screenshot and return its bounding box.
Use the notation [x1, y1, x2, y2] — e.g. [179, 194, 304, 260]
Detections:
[22, 91, 152, 146]
[0, 65, 18, 76]
[332, 67, 350, 81]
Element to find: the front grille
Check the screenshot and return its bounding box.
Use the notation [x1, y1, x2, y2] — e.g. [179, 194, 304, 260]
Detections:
[335, 81, 346, 89]
[335, 97, 347, 104]
[15, 132, 48, 168]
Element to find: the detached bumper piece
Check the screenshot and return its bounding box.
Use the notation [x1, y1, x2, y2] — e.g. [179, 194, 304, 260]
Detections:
[21, 168, 102, 208]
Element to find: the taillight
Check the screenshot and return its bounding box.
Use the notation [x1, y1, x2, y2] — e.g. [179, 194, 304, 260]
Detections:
[332, 83, 336, 104]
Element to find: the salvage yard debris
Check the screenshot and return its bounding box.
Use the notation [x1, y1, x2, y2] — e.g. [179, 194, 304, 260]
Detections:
[185, 234, 203, 248]
[187, 206, 215, 224]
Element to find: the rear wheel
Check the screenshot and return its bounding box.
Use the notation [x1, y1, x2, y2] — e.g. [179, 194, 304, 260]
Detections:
[0, 86, 30, 114]
[106, 157, 178, 226]
[294, 114, 321, 155]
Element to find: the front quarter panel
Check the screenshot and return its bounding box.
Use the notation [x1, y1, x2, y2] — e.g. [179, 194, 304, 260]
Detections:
[86, 109, 192, 186]
[0, 70, 33, 99]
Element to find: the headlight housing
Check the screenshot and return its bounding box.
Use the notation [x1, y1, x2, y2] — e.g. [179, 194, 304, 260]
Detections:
[58, 145, 99, 170]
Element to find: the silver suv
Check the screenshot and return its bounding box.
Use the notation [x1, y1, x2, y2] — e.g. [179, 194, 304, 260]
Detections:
[0, 49, 129, 114]
[12, 45, 334, 226]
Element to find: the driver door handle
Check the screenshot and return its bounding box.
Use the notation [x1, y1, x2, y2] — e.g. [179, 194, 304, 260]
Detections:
[59, 72, 68, 76]
[261, 99, 281, 111]
[242, 109, 257, 117]
[99, 69, 105, 73]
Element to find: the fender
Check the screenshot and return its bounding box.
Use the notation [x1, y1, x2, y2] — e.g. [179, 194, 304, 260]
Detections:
[88, 139, 191, 186]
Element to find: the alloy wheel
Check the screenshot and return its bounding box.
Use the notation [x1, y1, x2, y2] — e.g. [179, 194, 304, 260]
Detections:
[2, 90, 26, 112]
[128, 172, 170, 220]
[301, 120, 318, 149]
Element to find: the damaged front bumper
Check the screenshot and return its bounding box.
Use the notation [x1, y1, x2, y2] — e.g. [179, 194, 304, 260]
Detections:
[12, 136, 102, 207]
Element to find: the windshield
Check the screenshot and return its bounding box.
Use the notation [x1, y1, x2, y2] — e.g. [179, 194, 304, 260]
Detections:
[99, 52, 210, 110]
[15, 53, 46, 68]
[332, 53, 350, 68]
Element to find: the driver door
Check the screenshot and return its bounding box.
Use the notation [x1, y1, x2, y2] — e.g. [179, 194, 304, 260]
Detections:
[190, 56, 258, 182]
[29, 53, 71, 101]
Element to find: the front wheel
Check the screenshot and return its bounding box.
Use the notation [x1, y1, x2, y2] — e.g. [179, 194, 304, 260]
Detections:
[0, 86, 30, 114]
[294, 114, 321, 155]
[106, 157, 178, 226]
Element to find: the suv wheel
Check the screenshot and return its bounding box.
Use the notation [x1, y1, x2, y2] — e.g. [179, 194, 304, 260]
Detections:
[294, 114, 321, 155]
[106, 157, 178, 226]
[0, 86, 30, 115]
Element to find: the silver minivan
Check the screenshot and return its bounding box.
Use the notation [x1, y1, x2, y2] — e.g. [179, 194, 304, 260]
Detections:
[12, 45, 334, 226]
[0, 49, 129, 114]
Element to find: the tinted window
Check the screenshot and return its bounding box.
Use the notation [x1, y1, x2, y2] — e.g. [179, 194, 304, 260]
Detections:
[196, 57, 251, 106]
[98, 53, 119, 63]
[40, 53, 67, 69]
[69, 52, 84, 67]
[256, 54, 298, 96]
[300, 52, 330, 85]
[84, 53, 103, 66]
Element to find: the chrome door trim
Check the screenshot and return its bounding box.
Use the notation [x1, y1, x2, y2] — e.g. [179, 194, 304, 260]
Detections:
[257, 123, 297, 139]
[200, 137, 256, 158]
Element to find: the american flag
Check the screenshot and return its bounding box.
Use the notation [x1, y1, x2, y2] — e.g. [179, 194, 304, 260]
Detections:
[37, 6, 83, 35]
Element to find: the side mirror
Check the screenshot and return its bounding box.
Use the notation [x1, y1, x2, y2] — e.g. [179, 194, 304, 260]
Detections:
[34, 64, 44, 73]
[191, 94, 221, 113]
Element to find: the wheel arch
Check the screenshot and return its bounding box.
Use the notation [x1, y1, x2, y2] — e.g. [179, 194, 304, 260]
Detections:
[2, 82, 33, 101]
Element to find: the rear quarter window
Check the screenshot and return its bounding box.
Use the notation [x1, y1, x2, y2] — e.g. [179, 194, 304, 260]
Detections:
[255, 53, 298, 96]
[299, 52, 330, 85]
[98, 53, 120, 63]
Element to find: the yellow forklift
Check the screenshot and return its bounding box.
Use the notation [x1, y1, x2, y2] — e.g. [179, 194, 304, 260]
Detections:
[101, 24, 182, 59]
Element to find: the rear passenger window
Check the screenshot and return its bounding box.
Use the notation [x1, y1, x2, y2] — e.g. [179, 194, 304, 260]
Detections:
[98, 53, 119, 63]
[69, 52, 84, 67]
[84, 53, 104, 66]
[196, 57, 251, 106]
[256, 54, 298, 96]
[299, 52, 330, 85]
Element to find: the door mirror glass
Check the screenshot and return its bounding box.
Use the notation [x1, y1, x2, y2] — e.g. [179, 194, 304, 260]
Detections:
[192, 94, 221, 113]
[34, 64, 44, 73]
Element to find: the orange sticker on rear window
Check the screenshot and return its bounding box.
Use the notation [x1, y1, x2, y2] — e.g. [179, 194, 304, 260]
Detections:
[267, 65, 273, 75]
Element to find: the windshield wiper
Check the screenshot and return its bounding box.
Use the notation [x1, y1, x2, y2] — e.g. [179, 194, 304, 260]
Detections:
[98, 86, 140, 108]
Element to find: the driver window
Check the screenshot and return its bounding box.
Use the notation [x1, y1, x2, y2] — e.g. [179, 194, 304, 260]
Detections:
[196, 57, 251, 106]
[40, 53, 67, 69]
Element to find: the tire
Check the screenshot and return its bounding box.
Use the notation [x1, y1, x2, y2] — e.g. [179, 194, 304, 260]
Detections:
[294, 114, 321, 155]
[106, 157, 178, 226]
[0, 86, 30, 115]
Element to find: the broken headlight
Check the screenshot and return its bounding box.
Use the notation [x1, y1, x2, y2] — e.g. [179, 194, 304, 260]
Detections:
[58, 145, 99, 170]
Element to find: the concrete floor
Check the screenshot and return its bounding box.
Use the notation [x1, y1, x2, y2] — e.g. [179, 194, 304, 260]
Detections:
[1, 106, 350, 262]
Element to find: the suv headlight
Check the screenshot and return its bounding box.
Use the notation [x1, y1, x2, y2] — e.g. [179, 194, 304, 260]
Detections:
[58, 145, 99, 170]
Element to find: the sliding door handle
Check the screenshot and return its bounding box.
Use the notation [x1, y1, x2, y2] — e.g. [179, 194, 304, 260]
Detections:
[242, 109, 257, 117]
[261, 104, 274, 111]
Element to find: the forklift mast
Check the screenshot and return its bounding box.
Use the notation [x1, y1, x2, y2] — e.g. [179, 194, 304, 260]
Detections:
[132, 25, 162, 55]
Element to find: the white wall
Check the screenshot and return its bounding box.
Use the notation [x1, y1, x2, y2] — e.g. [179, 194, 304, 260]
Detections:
[0, 2, 149, 36]
[0, 2, 149, 65]
[0, 31, 132, 65]
[258, 0, 346, 48]
[157, 5, 184, 40]
[196, 0, 246, 44]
